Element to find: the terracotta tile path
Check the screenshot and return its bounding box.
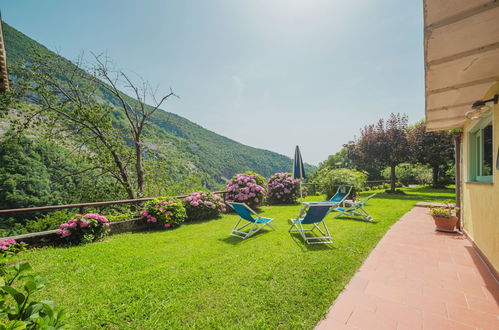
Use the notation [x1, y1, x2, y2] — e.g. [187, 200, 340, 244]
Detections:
[316, 207, 499, 330]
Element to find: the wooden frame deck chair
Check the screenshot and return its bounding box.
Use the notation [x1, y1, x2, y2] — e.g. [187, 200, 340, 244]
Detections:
[289, 204, 334, 244]
[227, 202, 275, 239]
[307, 185, 352, 207]
[334, 193, 377, 222]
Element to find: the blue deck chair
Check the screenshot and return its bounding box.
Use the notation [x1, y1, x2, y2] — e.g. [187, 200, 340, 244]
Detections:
[227, 202, 275, 239]
[307, 185, 352, 207]
[289, 204, 335, 244]
[334, 193, 377, 222]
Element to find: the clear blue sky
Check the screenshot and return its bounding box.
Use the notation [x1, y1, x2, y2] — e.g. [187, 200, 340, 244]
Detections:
[2, 0, 424, 165]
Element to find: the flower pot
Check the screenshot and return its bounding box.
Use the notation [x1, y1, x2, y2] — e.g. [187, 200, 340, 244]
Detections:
[433, 216, 458, 232]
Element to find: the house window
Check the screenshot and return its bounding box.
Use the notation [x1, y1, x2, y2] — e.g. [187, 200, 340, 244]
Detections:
[469, 118, 493, 183]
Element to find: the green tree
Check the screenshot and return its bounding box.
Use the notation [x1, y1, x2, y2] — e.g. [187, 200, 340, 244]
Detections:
[12, 51, 176, 199]
[346, 113, 410, 192]
[317, 147, 353, 171]
[0, 131, 122, 223]
[314, 168, 367, 199]
[0, 133, 58, 210]
[408, 121, 454, 187]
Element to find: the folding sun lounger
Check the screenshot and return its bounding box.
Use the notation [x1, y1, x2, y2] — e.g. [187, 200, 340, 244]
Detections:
[334, 193, 377, 222]
[227, 202, 275, 239]
[307, 185, 352, 207]
[289, 204, 335, 244]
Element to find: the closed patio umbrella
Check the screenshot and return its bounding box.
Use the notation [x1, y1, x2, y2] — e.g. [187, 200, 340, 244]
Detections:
[293, 145, 306, 198]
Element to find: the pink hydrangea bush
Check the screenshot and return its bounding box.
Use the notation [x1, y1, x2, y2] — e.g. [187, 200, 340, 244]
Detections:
[56, 213, 110, 244]
[182, 192, 227, 221]
[301, 184, 309, 197]
[267, 172, 300, 204]
[0, 238, 27, 257]
[141, 197, 186, 229]
[225, 172, 266, 208]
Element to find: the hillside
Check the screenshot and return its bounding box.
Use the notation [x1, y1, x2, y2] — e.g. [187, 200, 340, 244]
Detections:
[2, 22, 315, 186]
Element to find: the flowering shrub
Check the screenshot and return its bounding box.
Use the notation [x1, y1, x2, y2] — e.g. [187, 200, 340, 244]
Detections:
[0, 238, 27, 257]
[183, 192, 227, 221]
[225, 172, 266, 208]
[141, 197, 186, 229]
[267, 173, 300, 204]
[301, 184, 309, 197]
[56, 213, 110, 244]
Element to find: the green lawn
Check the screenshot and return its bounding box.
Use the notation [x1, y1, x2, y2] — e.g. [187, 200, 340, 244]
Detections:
[18, 186, 454, 329]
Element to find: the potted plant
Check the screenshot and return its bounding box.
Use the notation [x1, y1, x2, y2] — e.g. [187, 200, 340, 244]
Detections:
[429, 203, 459, 232]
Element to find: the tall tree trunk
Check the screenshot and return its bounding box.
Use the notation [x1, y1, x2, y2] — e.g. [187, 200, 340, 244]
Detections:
[390, 165, 396, 192]
[98, 135, 136, 200]
[432, 166, 439, 188]
[135, 138, 144, 197]
[109, 149, 136, 200]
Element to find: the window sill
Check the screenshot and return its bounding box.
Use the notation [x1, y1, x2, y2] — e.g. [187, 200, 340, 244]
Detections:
[465, 181, 493, 185]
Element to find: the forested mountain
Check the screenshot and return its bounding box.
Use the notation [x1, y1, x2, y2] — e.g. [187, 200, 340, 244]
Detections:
[1, 22, 314, 191]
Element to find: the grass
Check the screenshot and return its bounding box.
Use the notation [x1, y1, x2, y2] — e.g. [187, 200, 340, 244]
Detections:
[17, 186, 454, 329]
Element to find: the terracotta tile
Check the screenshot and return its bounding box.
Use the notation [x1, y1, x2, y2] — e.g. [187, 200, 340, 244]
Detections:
[438, 261, 478, 277]
[422, 285, 468, 307]
[447, 302, 499, 329]
[365, 281, 405, 303]
[316, 317, 358, 330]
[357, 269, 404, 282]
[375, 298, 423, 328]
[403, 293, 448, 318]
[457, 271, 491, 287]
[396, 321, 422, 330]
[347, 308, 397, 330]
[440, 279, 489, 299]
[466, 294, 499, 315]
[451, 254, 479, 267]
[388, 278, 424, 296]
[315, 207, 499, 329]
[323, 297, 356, 324]
[344, 276, 369, 293]
[481, 284, 499, 303]
[337, 290, 378, 313]
[422, 313, 475, 330]
[422, 266, 459, 282]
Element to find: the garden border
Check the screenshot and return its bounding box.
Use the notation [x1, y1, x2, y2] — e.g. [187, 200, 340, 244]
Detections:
[1, 191, 227, 246]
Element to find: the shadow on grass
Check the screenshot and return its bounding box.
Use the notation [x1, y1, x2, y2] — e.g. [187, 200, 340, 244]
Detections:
[217, 227, 274, 245]
[332, 215, 379, 224]
[368, 192, 454, 203]
[288, 232, 336, 252]
[182, 215, 224, 225]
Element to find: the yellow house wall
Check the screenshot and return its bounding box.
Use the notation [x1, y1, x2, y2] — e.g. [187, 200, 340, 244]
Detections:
[461, 82, 499, 272]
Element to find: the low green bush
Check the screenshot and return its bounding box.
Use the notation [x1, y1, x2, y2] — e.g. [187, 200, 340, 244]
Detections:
[0, 240, 70, 328]
[140, 197, 186, 229]
[25, 210, 74, 233]
[314, 168, 368, 199]
[382, 163, 432, 186]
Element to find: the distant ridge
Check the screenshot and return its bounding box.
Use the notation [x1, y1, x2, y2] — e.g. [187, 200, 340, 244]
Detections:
[2, 22, 315, 187]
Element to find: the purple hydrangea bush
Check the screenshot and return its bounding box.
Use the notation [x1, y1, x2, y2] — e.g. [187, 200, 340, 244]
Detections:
[267, 172, 300, 204]
[183, 192, 227, 221]
[225, 172, 266, 208]
[141, 197, 186, 229]
[0, 238, 27, 257]
[56, 213, 110, 244]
